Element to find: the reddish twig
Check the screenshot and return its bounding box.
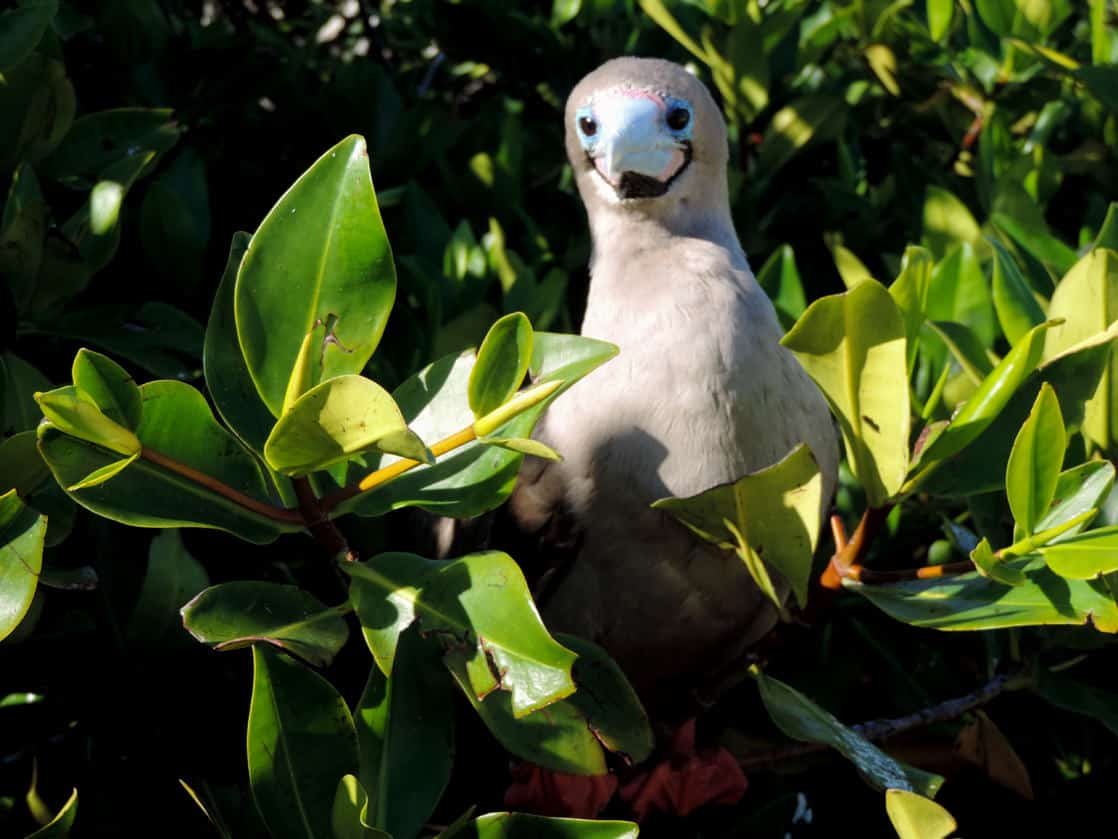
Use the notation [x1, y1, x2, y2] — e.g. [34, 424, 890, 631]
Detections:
[292, 477, 357, 561]
[819, 505, 892, 590]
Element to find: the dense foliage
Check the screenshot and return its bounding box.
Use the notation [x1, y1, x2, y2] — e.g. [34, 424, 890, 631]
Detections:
[3, 1, 1118, 837]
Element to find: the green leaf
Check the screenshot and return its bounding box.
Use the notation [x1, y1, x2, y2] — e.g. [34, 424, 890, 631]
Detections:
[35, 385, 141, 457]
[355, 626, 454, 839]
[1037, 526, 1118, 579]
[1034, 667, 1118, 738]
[890, 246, 934, 355]
[912, 320, 1057, 476]
[1035, 461, 1115, 536]
[453, 814, 638, 839]
[248, 646, 360, 839]
[654, 443, 824, 608]
[991, 239, 1047, 346]
[885, 789, 956, 839]
[756, 672, 943, 796]
[1094, 204, 1118, 253]
[479, 436, 562, 461]
[1044, 249, 1118, 453]
[922, 187, 981, 261]
[1006, 384, 1065, 534]
[331, 775, 385, 839]
[338, 333, 615, 520]
[927, 0, 954, 40]
[359, 550, 575, 716]
[848, 557, 1118, 632]
[0, 1, 56, 75]
[125, 530, 209, 646]
[782, 279, 909, 508]
[89, 180, 123, 235]
[468, 312, 534, 418]
[42, 107, 180, 188]
[970, 536, 1026, 586]
[755, 96, 846, 178]
[71, 348, 141, 430]
[0, 490, 45, 642]
[183, 582, 348, 667]
[637, 0, 708, 62]
[138, 148, 211, 289]
[917, 325, 1118, 495]
[235, 135, 395, 417]
[0, 162, 48, 313]
[928, 245, 996, 347]
[264, 375, 430, 477]
[756, 245, 807, 330]
[348, 551, 439, 673]
[25, 787, 77, 839]
[827, 238, 874, 290]
[926, 321, 995, 384]
[38, 380, 295, 544]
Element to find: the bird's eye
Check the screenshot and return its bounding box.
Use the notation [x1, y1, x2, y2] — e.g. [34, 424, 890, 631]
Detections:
[666, 107, 691, 131]
[579, 116, 598, 137]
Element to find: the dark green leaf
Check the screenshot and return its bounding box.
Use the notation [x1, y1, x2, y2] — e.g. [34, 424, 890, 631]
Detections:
[452, 814, 638, 839]
[756, 244, 806, 329]
[0, 0, 57, 76]
[248, 646, 360, 839]
[183, 582, 348, 667]
[0, 162, 48, 313]
[25, 787, 77, 839]
[2, 352, 51, 438]
[42, 107, 180, 187]
[126, 530, 209, 647]
[990, 239, 1046, 346]
[0, 490, 45, 642]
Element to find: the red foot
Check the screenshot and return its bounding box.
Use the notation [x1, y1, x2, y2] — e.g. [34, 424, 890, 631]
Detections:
[504, 763, 619, 818]
[619, 719, 748, 821]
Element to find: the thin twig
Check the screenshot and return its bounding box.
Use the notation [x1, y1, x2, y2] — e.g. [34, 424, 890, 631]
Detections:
[737, 670, 1029, 771]
[141, 447, 302, 524]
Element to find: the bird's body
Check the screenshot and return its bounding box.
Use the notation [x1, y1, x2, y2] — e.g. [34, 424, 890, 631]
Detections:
[510, 58, 838, 696]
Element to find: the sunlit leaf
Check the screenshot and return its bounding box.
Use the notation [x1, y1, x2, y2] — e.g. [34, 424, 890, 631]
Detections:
[1005, 384, 1065, 534]
[0, 490, 45, 642]
[35, 385, 141, 457]
[25, 787, 78, 839]
[756, 672, 943, 796]
[71, 348, 141, 430]
[468, 312, 534, 418]
[782, 279, 908, 508]
[235, 135, 395, 417]
[922, 187, 981, 260]
[885, 789, 956, 839]
[990, 239, 1046, 346]
[452, 814, 638, 839]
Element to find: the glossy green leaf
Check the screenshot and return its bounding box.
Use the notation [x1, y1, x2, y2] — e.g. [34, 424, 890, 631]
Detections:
[35, 386, 141, 457]
[782, 279, 909, 508]
[927, 0, 954, 40]
[0, 490, 45, 642]
[25, 787, 77, 839]
[0, 162, 48, 313]
[355, 626, 454, 839]
[348, 551, 439, 673]
[235, 135, 395, 417]
[331, 775, 383, 839]
[1006, 384, 1065, 534]
[248, 646, 360, 839]
[848, 557, 1118, 632]
[468, 312, 534, 418]
[756, 672, 943, 796]
[913, 320, 1057, 476]
[454, 814, 638, 839]
[445, 654, 605, 774]
[890, 246, 934, 354]
[38, 380, 295, 544]
[89, 180, 123, 235]
[990, 239, 1046, 346]
[0, 0, 57, 77]
[183, 582, 348, 667]
[479, 436, 561, 461]
[138, 148, 210, 289]
[349, 550, 577, 716]
[827, 239, 874, 289]
[0, 432, 74, 546]
[1044, 249, 1118, 453]
[654, 443, 823, 608]
[928, 243, 996, 348]
[125, 530, 209, 646]
[1038, 526, 1118, 579]
[1035, 461, 1115, 537]
[338, 333, 615, 520]
[886, 789, 956, 839]
[917, 325, 1118, 495]
[756, 244, 807, 330]
[264, 375, 430, 477]
[42, 107, 180, 187]
[922, 187, 981, 260]
[71, 348, 141, 430]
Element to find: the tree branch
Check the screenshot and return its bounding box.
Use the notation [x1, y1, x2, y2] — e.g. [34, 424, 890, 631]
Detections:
[292, 477, 356, 562]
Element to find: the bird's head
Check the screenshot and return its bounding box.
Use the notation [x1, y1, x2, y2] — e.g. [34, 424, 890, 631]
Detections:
[565, 58, 729, 224]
